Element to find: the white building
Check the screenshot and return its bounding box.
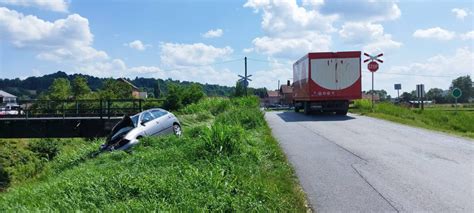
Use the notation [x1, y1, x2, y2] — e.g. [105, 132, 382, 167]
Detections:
[0, 90, 16, 105]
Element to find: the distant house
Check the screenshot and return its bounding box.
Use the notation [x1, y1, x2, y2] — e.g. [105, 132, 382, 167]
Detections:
[262, 90, 280, 106]
[0, 90, 17, 105]
[117, 78, 141, 99]
[362, 93, 380, 101]
[279, 84, 293, 106]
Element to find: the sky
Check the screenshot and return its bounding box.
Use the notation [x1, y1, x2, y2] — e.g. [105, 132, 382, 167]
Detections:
[0, 0, 473, 97]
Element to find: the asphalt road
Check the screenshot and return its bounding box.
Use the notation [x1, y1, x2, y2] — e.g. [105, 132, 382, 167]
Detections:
[265, 111, 474, 212]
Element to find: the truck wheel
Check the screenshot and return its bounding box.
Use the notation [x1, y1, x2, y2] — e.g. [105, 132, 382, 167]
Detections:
[304, 102, 310, 115]
[336, 110, 348, 115]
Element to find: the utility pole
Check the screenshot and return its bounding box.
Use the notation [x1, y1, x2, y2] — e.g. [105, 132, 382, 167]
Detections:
[245, 57, 248, 96]
[238, 57, 252, 97]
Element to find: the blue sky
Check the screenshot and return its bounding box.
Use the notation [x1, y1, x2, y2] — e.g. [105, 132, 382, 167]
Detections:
[0, 0, 473, 96]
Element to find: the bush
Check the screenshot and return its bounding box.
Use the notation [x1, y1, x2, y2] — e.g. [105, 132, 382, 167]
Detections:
[0, 166, 10, 190]
[215, 107, 265, 130]
[201, 123, 245, 156]
[29, 139, 61, 161]
[163, 83, 205, 111]
[352, 99, 372, 112]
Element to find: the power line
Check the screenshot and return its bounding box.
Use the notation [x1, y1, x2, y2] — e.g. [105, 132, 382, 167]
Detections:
[160, 58, 243, 72]
[246, 57, 291, 65]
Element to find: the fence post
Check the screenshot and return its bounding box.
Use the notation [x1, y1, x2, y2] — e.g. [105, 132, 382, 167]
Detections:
[76, 100, 79, 116]
[99, 100, 103, 119]
[62, 102, 65, 119]
[107, 100, 111, 119]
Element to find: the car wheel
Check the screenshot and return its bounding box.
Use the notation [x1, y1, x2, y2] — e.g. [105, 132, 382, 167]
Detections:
[173, 124, 182, 136]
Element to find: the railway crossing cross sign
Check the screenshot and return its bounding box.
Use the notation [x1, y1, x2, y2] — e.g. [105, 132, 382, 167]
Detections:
[364, 52, 384, 109]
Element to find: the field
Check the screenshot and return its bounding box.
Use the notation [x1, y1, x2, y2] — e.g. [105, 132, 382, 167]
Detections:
[350, 99, 474, 139]
[0, 97, 308, 211]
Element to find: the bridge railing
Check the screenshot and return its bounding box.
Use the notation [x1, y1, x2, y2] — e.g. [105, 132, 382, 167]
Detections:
[1, 99, 165, 119]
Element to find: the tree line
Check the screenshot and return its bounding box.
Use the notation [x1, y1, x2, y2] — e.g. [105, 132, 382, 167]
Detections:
[364, 75, 472, 103]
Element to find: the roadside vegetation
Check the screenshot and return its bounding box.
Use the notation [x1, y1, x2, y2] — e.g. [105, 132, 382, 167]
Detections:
[0, 96, 307, 211]
[351, 99, 474, 139]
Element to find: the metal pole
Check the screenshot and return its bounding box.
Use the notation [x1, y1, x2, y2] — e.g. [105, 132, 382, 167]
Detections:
[397, 89, 399, 101]
[371, 71, 374, 110]
[245, 57, 248, 96]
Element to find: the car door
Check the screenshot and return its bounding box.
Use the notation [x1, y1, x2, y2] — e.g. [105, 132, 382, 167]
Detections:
[151, 110, 172, 135]
[139, 111, 156, 136]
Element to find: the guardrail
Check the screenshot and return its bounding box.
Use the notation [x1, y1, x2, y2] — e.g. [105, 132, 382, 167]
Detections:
[1, 98, 165, 119]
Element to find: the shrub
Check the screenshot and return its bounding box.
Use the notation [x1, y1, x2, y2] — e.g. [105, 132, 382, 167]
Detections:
[215, 107, 265, 130]
[29, 139, 61, 161]
[352, 99, 371, 112]
[201, 123, 244, 156]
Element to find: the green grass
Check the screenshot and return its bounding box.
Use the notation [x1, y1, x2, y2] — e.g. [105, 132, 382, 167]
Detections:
[0, 97, 308, 211]
[351, 99, 474, 139]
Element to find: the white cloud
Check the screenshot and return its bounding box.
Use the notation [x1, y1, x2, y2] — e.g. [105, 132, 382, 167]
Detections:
[339, 22, 402, 53]
[0, 7, 108, 63]
[160, 42, 233, 67]
[0, 0, 68, 12]
[373, 47, 474, 96]
[460, 31, 474, 40]
[252, 32, 331, 58]
[202, 28, 223, 38]
[124, 40, 150, 51]
[319, 0, 401, 22]
[244, 0, 337, 59]
[243, 48, 254, 53]
[451, 8, 469, 20]
[413, 27, 456, 40]
[251, 58, 293, 90]
[244, 0, 338, 35]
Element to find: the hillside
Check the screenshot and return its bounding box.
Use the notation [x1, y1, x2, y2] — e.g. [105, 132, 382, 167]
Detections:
[0, 97, 307, 211]
[0, 71, 263, 99]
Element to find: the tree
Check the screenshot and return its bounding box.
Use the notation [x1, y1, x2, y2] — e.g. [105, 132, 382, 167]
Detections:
[181, 84, 205, 106]
[400, 92, 414, 103]
[426, 88, 446, 103]
[48, 78, 71, 100]
[233, 81, 246, 97]
[71, 76, 91, 99]
[163, 83, 183, 111]
[99, 79, 133, 99]
[450, 75, 472, 103]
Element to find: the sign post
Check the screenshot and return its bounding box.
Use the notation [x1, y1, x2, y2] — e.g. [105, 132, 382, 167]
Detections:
[416, 84, 425, 110]
[452, 88, 462, 112]
[364, 53, 383, 110]
[394, 84, 401, 101]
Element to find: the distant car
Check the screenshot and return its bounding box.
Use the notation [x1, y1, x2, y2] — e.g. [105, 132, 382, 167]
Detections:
[0, 104, 21, 116]
[100, 108, 182, 151]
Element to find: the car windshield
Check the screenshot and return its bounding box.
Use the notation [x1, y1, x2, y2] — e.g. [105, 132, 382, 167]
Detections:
[131, 115, 139, 127]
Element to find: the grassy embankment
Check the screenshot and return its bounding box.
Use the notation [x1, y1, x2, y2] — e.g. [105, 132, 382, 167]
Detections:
[350, 99, 474, 139]
[0, 97, 308, 211]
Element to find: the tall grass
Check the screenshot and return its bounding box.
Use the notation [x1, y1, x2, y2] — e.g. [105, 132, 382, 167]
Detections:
[0, 96, 307, 211]
[351, 100, 474, 138]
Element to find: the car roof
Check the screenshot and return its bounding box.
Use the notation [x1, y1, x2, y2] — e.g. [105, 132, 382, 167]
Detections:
[133, 108, 168, 117]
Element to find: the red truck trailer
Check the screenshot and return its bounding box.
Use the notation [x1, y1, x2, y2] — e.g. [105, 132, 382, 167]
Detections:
[293, 51, 362, 115]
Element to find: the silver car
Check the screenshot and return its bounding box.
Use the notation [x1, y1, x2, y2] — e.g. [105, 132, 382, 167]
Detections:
[101, 108, 182, 151]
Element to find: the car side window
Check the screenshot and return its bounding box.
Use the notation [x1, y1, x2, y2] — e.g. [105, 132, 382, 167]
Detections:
[140, 112, 155, 124]
[151, 110, 167, 118]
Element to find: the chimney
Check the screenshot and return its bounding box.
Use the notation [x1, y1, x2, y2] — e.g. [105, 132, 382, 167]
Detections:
[287, 80, 290, 86]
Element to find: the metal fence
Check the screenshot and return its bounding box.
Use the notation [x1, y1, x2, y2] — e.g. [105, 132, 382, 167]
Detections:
[1, 99, 165, 119]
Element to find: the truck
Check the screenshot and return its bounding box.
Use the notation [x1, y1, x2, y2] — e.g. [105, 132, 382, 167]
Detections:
[293, 51, 362, 115]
